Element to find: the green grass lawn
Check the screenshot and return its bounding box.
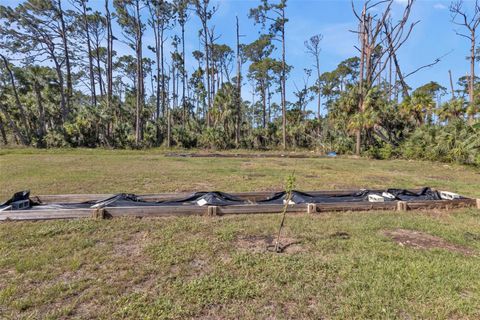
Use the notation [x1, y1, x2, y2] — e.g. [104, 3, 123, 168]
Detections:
[0, 148, 479, 319]
[0, 148, 479, 199]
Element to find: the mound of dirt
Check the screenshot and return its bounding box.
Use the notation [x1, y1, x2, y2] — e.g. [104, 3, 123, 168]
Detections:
[330, 231, 350, 240]
[235, 235, 304, 254]
[383, 229, 473, 255]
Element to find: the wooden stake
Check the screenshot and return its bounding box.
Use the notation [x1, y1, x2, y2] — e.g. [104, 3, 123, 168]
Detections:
[91, 208, 105, 219]
[476, 199, 480, 209]
[397, 201, 408, 211]
[207, 206, 218, 217]
[307, 203, 317, 214]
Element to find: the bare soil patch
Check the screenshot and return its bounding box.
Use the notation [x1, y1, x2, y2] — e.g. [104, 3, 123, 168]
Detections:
[165, 152, 324, 159]
[235, 235, 304, 254]
[330, 231, 350, 240]
[112, 230, 149, 258]
[383, 229, 474, 255]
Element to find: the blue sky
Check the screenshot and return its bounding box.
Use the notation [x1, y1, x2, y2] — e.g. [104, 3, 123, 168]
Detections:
[3, 0, 478, 113]
[203, 0, 476, 107]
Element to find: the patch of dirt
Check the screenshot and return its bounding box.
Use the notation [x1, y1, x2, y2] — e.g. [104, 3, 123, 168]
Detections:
[192, 182, 215, 191]
[240, 161, 255, 168]
[464, 232, 480, 242]
[383, 229, 474, 255]
[242, 173, 267, 180]
[189, 258, 212, 277]
[168, 257, 212, 280]
[421, 209, 452, 219]
[165, 152, 324, 159]
[329, 231, 350, 240]
[112, 230, 149, 258]
[235, 235, 304, 254]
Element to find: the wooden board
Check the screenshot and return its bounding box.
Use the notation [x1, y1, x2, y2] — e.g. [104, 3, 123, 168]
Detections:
[0, 208, 92, 221]
[401, 198, 477, 210]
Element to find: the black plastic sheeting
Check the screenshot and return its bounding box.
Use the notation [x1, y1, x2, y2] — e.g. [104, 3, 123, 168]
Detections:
[160, 192, 247, 206]
[385, 187, 442, 201]
[0, 187, 460, 211]
[258, 190, 374, 204]
[2, 190, 31, 206]
[0, 191, 249, 211]
[259, 187, 444, 204]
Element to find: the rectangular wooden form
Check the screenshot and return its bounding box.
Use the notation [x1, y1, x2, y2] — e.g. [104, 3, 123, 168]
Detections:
[1, 196, 477, 222]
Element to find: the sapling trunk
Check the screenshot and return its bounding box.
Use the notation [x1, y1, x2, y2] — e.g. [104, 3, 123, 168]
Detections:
[274, 172, 296, 253]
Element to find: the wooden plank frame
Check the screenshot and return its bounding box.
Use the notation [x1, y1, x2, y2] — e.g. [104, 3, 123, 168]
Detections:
[0, 197, 477, 222]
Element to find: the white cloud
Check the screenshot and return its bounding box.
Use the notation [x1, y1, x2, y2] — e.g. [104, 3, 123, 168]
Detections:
[433, 3, 447, 10]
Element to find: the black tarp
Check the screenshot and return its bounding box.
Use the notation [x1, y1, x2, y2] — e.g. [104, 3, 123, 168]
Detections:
[159, 192, 248, 206]
[1, 190, 31, 206]
[258, 190, 375, 204]
[0, 187, 463, 211]
[386, 187, 442, 201]
[0, 191, 248, 211]
[89, 192, 248, 207]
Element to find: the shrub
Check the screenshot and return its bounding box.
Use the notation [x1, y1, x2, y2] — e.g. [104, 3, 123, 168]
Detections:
[44, 131, 69, 148]
[198, 127, 231, 149]
[172, 126, 198, 148]
[399, 120, 479, 166]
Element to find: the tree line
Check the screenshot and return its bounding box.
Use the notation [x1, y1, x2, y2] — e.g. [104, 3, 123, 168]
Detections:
[0, 0, 479, 164]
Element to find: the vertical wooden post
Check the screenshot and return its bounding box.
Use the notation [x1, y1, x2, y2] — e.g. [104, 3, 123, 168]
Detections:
[397, 201, 408, 211]
[476, 199, 480, 209]
[91, 208, 105, 219]
[307, 203, 317, 214]
[207, 206, 218, 217]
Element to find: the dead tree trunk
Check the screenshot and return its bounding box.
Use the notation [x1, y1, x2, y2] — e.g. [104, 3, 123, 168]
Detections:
[352, 0, 415, 154]
[449, 70, 456, 100]
[134, 0, 144, 145]
[81, 0, 97, 107]
[181, 19, 187, 127]
[235, 16, 241, 147]
[450, 0, 480, 122]
[57, 0, 72, 110]
[355, 4, 366, 156]
[281, 5, 287, 150]
[105, 0, 114, 122]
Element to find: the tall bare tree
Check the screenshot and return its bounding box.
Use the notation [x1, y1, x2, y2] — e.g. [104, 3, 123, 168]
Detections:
[194, 0, 216, 127]
[235, 16, 242, 146]
[114, 0, 145, 145]
[174, 0, 189, 127]
[450, 0, 480, 121]
[305, 34, 323, 123]
[147, 0, 173, 124]
[105, 0, 114, 118]
[55, 0, 73, 109]
[352, 0, 417, 155]
[73, 0, 97, 107]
